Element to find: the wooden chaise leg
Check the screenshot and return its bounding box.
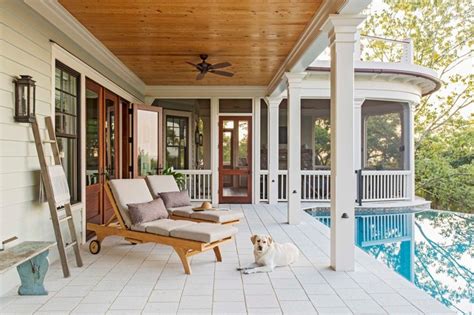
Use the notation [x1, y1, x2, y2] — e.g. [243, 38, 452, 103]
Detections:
[174, 247, 192, 275]
[213, 246, 222, 262]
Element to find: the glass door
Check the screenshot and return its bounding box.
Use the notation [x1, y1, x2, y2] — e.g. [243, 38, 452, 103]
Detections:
[219, 116, 252, 203]
[85, 80, 103, 228]
[133, 104, 163, 177]
[85, 79, 121, 239]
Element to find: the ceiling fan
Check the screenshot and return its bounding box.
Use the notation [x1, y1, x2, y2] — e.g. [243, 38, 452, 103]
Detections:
[186, 54, 234, 80]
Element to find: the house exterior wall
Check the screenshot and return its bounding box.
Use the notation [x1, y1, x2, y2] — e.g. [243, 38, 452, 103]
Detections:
[0, 1, 144, 295]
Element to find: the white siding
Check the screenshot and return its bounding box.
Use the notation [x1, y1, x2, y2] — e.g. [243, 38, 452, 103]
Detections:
[0, 1, 143, 295]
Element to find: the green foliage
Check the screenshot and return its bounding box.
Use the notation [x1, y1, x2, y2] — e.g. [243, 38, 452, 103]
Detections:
[162, 166, 185, 190]
[362, 0, 474, 212]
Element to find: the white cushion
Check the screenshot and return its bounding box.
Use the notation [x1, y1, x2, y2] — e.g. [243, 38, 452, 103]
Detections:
[168, 206, 194, 218]
[109, 179, 154, 228]
[190, 210, 243, 223]
[132, 219, 195, 236]
[171, 223, 238, 243]
[146, 175, 180, 197]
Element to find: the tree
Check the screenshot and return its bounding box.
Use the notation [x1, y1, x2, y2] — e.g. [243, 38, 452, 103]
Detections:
[362, 0, 474, 212]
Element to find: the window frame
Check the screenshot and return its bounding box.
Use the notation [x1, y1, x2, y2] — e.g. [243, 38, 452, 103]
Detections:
[165, 115, 189, 169]
[55, 61, 81, 204]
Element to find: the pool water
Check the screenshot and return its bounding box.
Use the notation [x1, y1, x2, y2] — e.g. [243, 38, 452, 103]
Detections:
[309, 209, 473, 314]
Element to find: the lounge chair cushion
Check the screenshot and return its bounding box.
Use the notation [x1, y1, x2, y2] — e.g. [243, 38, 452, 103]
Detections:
[159, 190, 192, 208]
[110, 179, 154, 228]
[132, 219, 195, 236]
[190, 210, 244, 223]
[168, 206, 194, 218]
[171, 223, 238, 243]
[146, 175, 180, 197]
[127, 198, 169, 225]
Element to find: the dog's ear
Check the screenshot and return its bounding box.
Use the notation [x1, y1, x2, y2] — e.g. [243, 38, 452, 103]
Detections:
[250, 235, 257, 244]
[267, 236, 273, 244]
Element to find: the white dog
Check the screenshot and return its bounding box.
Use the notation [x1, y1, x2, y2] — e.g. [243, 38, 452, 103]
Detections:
[237, 234, 300, 274]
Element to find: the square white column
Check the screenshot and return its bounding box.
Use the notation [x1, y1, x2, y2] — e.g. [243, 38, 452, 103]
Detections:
[322, 15, 365, 271]
[285, 72, 306, 225]
[265, 97, 282, 205]
[253, 97, 261, 204]
[210, 97, 219, 205]
[408, 102, 416, 201]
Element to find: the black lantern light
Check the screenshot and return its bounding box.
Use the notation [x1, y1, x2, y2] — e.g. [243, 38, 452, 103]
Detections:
[14, 75, 36, 123]
[195, 126, 203, 146]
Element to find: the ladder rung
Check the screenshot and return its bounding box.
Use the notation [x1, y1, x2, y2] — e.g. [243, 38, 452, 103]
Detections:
[42, 140, 56, 144]
[59, 216, 72, 223]
[65, 241, 77, 250]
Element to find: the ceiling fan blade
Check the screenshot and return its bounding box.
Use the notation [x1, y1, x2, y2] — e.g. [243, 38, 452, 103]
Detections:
[186, 61, 203, 71]
[209, 62, 231, 70]
[196, 72, 206, 80]
[210, 70, 234, 77]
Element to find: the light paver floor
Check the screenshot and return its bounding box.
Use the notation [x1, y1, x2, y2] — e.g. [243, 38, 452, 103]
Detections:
[0, 204, 455, 314]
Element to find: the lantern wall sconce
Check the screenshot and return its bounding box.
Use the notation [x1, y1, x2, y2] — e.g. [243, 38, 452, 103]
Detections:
[14, 75, 36, 123]
[194, 127, 203, 146]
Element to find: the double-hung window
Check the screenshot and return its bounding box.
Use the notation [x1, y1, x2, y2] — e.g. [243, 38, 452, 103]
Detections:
[55, 61, 81, 203]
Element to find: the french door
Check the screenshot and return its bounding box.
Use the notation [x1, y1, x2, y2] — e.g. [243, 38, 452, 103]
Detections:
[219, 116, 252, 203]
[85, 79, 119, 237]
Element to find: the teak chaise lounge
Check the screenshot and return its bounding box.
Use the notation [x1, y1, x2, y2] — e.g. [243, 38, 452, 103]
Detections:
[145, 175, 243, 224]
[86, 179, 237, 274]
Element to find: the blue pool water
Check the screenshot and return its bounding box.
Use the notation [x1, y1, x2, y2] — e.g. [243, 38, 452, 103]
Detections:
[308, 209, 473, 314]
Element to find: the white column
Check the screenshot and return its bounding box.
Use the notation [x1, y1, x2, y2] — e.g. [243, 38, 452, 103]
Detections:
[408, 102, 416, 201]
[253, 97, 261, 204]
[353, 98, 364, 172]
[210, 97, 219, 205]
[285, 72, 306, 224]
[265, 97, 282, 205]
[322, 15, 365, 271]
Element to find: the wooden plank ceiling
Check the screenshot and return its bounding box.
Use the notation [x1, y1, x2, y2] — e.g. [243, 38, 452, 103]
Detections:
[59, 1, 323, 86]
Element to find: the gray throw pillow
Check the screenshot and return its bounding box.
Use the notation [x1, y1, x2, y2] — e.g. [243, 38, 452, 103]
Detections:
[127, 198, 168, 225]
[158, 190, 192, 208]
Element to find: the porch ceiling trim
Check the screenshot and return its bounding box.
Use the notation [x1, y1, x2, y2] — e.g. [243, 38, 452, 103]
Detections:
[145, 85, 266, 102]
[266, 0, 371, 97]
[24, 0, 146, 95]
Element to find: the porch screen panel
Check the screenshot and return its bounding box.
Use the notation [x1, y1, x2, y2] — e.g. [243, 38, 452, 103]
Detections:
[362, 101, 407, 170]
[301, 99, 331, 170]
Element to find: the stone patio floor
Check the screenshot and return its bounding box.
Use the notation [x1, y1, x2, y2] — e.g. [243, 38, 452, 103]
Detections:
[0, 204, 455, 314]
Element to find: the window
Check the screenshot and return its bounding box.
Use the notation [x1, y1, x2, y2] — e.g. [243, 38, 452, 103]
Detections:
[55, 62, 80, 203]
[166, 116, 188, 169]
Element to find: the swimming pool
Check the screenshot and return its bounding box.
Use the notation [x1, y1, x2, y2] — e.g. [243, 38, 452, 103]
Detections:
[308, 209, 473, 314]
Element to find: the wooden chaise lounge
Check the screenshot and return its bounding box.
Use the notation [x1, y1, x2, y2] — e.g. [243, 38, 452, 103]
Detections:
[86, 179, 237, 274]
[145, 175, 243, 224]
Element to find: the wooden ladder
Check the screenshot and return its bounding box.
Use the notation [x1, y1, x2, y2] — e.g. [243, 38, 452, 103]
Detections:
[31, 116, 83, 277]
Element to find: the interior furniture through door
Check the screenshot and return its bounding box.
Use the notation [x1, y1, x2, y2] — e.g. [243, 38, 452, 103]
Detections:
[133, 104, 163, 177]
[219, 116, 252, 203]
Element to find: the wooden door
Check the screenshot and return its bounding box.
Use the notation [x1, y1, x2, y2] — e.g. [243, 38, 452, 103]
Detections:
[103, 90, 120, 222]
[85, 80, 103, 227]
[219, 116, 252, 203]
[85, 80, 121, 238]
[133, 104, 163, 177]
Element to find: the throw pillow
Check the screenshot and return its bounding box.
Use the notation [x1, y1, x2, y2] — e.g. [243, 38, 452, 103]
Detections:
[127, 198, 168, 225]
[158, 190, 192, 208]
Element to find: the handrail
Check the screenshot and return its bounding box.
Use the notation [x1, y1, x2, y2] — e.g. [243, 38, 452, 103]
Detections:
[360, 34, 411, 44]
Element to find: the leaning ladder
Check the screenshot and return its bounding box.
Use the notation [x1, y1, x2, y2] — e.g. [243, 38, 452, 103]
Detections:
[31, 116, 83, 277]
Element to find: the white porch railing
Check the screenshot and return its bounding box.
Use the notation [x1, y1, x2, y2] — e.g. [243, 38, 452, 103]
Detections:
[258, 170, 410, 203]
[361, 170, 410, 201]
[357, 34, 413, 64]
[180, 170, 212, 201]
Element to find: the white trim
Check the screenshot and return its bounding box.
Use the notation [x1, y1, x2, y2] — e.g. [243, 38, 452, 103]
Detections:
[25, 0, 146, 95]
[146, 86, 266, 102]
[53, 44, 143, 104]
[266, 0, 351, 97]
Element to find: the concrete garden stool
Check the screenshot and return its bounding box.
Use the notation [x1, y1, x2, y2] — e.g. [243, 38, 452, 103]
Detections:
[0, 241, 56, 295]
